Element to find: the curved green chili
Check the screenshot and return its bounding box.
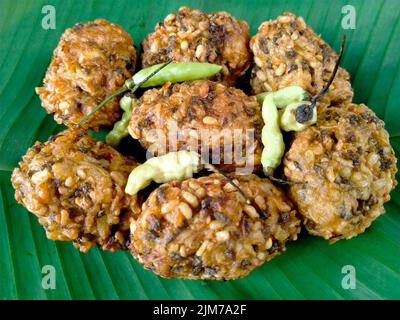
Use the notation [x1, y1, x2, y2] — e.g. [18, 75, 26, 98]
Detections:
[105, 95, 135, 147]
[131, 62, 222, 88]
[125, 151, 202, 195]
[259, 86, 316, 175]
[104, 62, 222, 146]
[256, 86, 308, 107]
[260, 93, 285, 176]
[257, 86, 317, 132]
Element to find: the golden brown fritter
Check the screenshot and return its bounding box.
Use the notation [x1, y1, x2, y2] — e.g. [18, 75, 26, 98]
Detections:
[36, 19, 136, 130]
[11, 129, 141, 252]
[128, 80, 263, 173]
[141, 6, 251, 86]
[250, 12, 353, 106]
[130, 174, 300, 280]
[284, 103, 397, 241]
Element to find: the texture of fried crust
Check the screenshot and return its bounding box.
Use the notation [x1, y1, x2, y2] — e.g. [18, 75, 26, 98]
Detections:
[128, 80, 263, 173]
[284, 103, 397, 241]
[130, 174, 300, 280]
[11, 129, 141, 252]
[36, 19, 136, 130]
[250, 12, 353, 106]
[141, 6, 251, 86]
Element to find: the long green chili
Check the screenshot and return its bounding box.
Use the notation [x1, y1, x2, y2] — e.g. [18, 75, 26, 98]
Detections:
[132, 62, 222, 88]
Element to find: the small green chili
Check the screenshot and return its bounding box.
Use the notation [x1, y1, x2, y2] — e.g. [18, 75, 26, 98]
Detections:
[257, 86, 317, 132]
[259, 86, 315, 175]
[131, 62, 222, 88]
[105, 62, 221, 146]
[260, 93, 285, 176]
[105, 95, 135, 147]
[280, 34, 346, 131]
[125, 151, 202, 195]
[256, 86, 308, 107]
[270, 86, 309, 108]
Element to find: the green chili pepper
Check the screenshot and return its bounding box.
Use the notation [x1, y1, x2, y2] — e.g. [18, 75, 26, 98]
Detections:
[80, 61, 221, 128]
[105, 95, 135, 147]
[256, 86, 308, 107]
[131, 62, 222, 88]
[257, 86, 317, 132]
[259, 86, 316, 175]
[260, 93, 285, 176]
[269, 86, 309, 108]
[125, 151, 202, 195]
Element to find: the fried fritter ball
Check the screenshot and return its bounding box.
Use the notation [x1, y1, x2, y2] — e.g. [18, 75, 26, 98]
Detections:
[128, 80, 263, 173]
[11, 129, 141, 252]
[130, 174, 300, 280]
[36, 19, 136, 130]
[284, 103, 397, 241]
[250, 12, 353, 106]
[141, 6, 251, 86]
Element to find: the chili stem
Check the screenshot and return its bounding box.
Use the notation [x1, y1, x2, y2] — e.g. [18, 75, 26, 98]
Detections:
[79, 87, 128, 126]
[311, 33, 346, 104]
[202, 160, 269, 219]
[268, 176, 306, 185]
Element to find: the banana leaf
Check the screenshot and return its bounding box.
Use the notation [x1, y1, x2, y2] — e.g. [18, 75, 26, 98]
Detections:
[0, 0, 399, 299]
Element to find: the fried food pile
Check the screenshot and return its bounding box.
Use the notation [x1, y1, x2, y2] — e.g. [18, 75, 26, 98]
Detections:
[11, 8, 397, 281]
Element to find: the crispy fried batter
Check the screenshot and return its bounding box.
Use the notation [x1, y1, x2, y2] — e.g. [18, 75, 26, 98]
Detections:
[250, 12, 353, 106]
[11, 129, 141, 252]
[141, 6, 251, 86]
[284, 103, 397, 241]
[128, 80, 263, 172]
[36, 19, 136, 130]
[130, 174, 300, 280]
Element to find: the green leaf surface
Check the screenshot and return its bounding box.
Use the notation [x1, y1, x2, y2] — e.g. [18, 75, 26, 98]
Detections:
[0, 0, 399, 300]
